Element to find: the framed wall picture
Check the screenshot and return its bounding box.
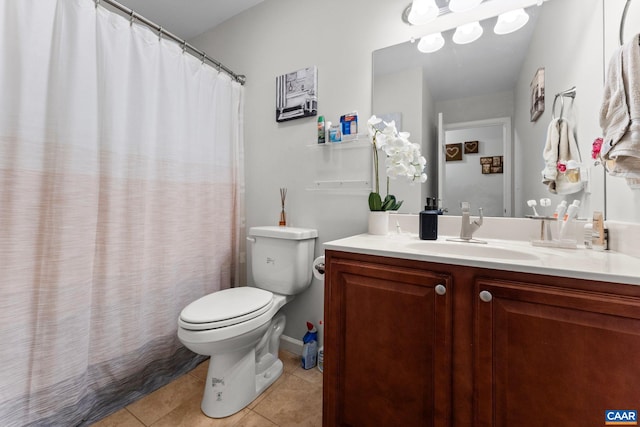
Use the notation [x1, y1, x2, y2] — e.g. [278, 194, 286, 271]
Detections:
[530, 67, 545, 122]
[275, 66, 318, 122]
[491, 155, 503, 174]
[464, 140, 479, 154]
[445, 143, 463, 161]
[480, 156, 503, 174]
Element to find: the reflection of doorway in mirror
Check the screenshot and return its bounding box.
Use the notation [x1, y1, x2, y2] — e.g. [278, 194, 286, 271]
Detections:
[440, 117, 512, 217]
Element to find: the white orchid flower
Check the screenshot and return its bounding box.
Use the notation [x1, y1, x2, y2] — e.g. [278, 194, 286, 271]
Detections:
[367, 114, 428, 209]
[367, 115, 382, 138]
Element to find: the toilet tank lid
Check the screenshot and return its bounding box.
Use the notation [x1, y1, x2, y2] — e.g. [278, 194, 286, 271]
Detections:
[249, 226, 318, 240]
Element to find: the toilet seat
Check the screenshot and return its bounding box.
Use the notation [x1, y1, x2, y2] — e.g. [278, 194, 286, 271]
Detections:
[179, 287, 274, 331]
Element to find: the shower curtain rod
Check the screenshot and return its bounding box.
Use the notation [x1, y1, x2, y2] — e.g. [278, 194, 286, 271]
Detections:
[96, 0, 246, 85]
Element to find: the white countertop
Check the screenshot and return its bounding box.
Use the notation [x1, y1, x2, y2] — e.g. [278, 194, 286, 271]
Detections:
[324, 232, 640, 286]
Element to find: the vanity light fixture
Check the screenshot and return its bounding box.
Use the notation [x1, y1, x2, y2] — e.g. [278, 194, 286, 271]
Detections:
[448, 0, 483, 13]
[405, 0, 547, 53]
[417, 32, 446, 53]
[452, 21, 483, 44]
[494, 8, 530, 35]
[407, 0, 439, 25]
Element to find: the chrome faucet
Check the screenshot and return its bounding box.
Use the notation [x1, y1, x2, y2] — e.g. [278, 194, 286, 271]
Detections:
[460, 202, 484, 241]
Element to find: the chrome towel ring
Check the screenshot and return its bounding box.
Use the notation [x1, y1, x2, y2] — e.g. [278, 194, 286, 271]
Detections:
[620, 0, 633, 46]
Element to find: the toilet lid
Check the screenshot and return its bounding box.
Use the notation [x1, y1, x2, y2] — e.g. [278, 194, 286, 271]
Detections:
[179, 287, 273, 328]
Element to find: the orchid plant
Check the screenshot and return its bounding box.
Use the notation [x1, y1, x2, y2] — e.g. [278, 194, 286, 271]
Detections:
[367, 115, 427, 211]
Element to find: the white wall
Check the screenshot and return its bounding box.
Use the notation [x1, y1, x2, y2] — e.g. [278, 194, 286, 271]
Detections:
[373, 67, 425, 214]
[436, 90, 515, 124]
[190, 0, 421, 343]
[423, 73, 437, 201]
[514, 0, 604, 218]
[190, 0, 640, 343]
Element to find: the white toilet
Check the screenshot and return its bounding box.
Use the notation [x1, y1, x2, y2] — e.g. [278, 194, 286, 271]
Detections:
[177, 226, 318, 418]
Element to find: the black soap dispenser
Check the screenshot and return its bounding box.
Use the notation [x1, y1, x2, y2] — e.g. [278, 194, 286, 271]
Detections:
[419, 197, 439, 240]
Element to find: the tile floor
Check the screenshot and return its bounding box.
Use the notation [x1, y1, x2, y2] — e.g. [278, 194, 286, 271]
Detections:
[91, 351, 323, 427]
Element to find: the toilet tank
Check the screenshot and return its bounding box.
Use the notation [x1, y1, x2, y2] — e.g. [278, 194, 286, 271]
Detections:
[249, 226, 318, 295]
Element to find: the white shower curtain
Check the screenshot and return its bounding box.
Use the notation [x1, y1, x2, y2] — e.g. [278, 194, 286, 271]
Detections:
[0, 0, 245, 425]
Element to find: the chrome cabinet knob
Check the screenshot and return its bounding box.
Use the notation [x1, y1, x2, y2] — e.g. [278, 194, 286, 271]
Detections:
[435, 284, 446, 296]
[479, 290, 493, 302]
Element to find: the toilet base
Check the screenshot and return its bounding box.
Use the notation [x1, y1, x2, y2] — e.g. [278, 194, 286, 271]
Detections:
[200, 313, 286, 418]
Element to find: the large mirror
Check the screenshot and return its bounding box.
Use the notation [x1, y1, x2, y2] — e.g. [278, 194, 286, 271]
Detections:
[373, 0, 606, 218]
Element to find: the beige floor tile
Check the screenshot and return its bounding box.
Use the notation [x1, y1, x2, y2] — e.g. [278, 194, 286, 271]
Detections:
[278, 350, 300, 374]
[291, 365, 323, 386]
[150, 395, 249, 427]
[126, 373, 204, 426]
[190, 358, 210, 381]
[252, 374, 322, 427]
[90, 408, 145, 427]
[233, 410, 278, 427]
[247, 371, 288, 410]
[95, 350, 322, 427]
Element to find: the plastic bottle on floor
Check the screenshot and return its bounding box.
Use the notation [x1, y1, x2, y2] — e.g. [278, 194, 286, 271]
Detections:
[301, 322, 318, 370]
[317, 346, 324, 372]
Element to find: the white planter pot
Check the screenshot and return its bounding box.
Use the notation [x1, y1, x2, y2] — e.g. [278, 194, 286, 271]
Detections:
[368, 211, 389, 235]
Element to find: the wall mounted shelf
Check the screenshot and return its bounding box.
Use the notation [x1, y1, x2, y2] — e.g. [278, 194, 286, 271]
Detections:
[308, 134, 370, 150]
[306, 180, 371, 194]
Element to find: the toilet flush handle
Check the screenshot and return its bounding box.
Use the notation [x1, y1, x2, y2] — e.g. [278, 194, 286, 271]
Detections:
[246, 236, 256, 243]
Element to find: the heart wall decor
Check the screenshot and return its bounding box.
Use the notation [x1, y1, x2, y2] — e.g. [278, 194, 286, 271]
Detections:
[445, 143, 463, 161]
[464, 140, 479, 154]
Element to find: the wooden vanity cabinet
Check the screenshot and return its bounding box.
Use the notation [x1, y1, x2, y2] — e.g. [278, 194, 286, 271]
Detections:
[323, 250, 640, 427]
[322, 252, 453, 427]
[474, 277, 640, 427]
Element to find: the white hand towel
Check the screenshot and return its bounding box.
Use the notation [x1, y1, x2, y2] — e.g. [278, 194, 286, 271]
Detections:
[541, 118, 560, 187]
[600, 34, 640, 184]
[541, 118, 584, 195]
[599, 40, 631, 157]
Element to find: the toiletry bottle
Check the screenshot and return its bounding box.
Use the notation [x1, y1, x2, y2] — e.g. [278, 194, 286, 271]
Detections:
[419, 197, 439, 240]
[592, 211, 608, 251]
[583, 222, 593, 249]
[317, 346, 324, 373]
[317, 319, 324, 372]
[317, 116, 325, 144]
[553, 200, 568, 237]
[559, 200, 580, 240]
[350, 111, 358, 135]
[553, 200, 568, 220]
[301, 322, 318, 369]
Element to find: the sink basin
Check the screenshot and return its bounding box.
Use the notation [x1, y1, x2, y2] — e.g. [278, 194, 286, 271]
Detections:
[405, 241, 541, 261]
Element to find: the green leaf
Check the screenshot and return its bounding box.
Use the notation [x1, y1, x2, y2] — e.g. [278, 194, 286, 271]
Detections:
[382, 195, 403, 211]
[368, 192, 383, 211]
[381, 195, 396, 211]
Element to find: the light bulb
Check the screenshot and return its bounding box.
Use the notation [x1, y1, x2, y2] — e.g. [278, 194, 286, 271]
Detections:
[417, 33, 445, 53]
[448, 0, 483, 13]
[494, 8, 530, 35]
[408, 0, 439, 25]
[453, 21, 483, 44]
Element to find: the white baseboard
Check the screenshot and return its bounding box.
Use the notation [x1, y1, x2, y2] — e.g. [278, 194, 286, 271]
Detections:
[280, 334, 303, 355]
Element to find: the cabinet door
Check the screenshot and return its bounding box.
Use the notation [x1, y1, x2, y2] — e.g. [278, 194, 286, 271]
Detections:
[475, 278, 640, 427]
[324, 256, 452, 427]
